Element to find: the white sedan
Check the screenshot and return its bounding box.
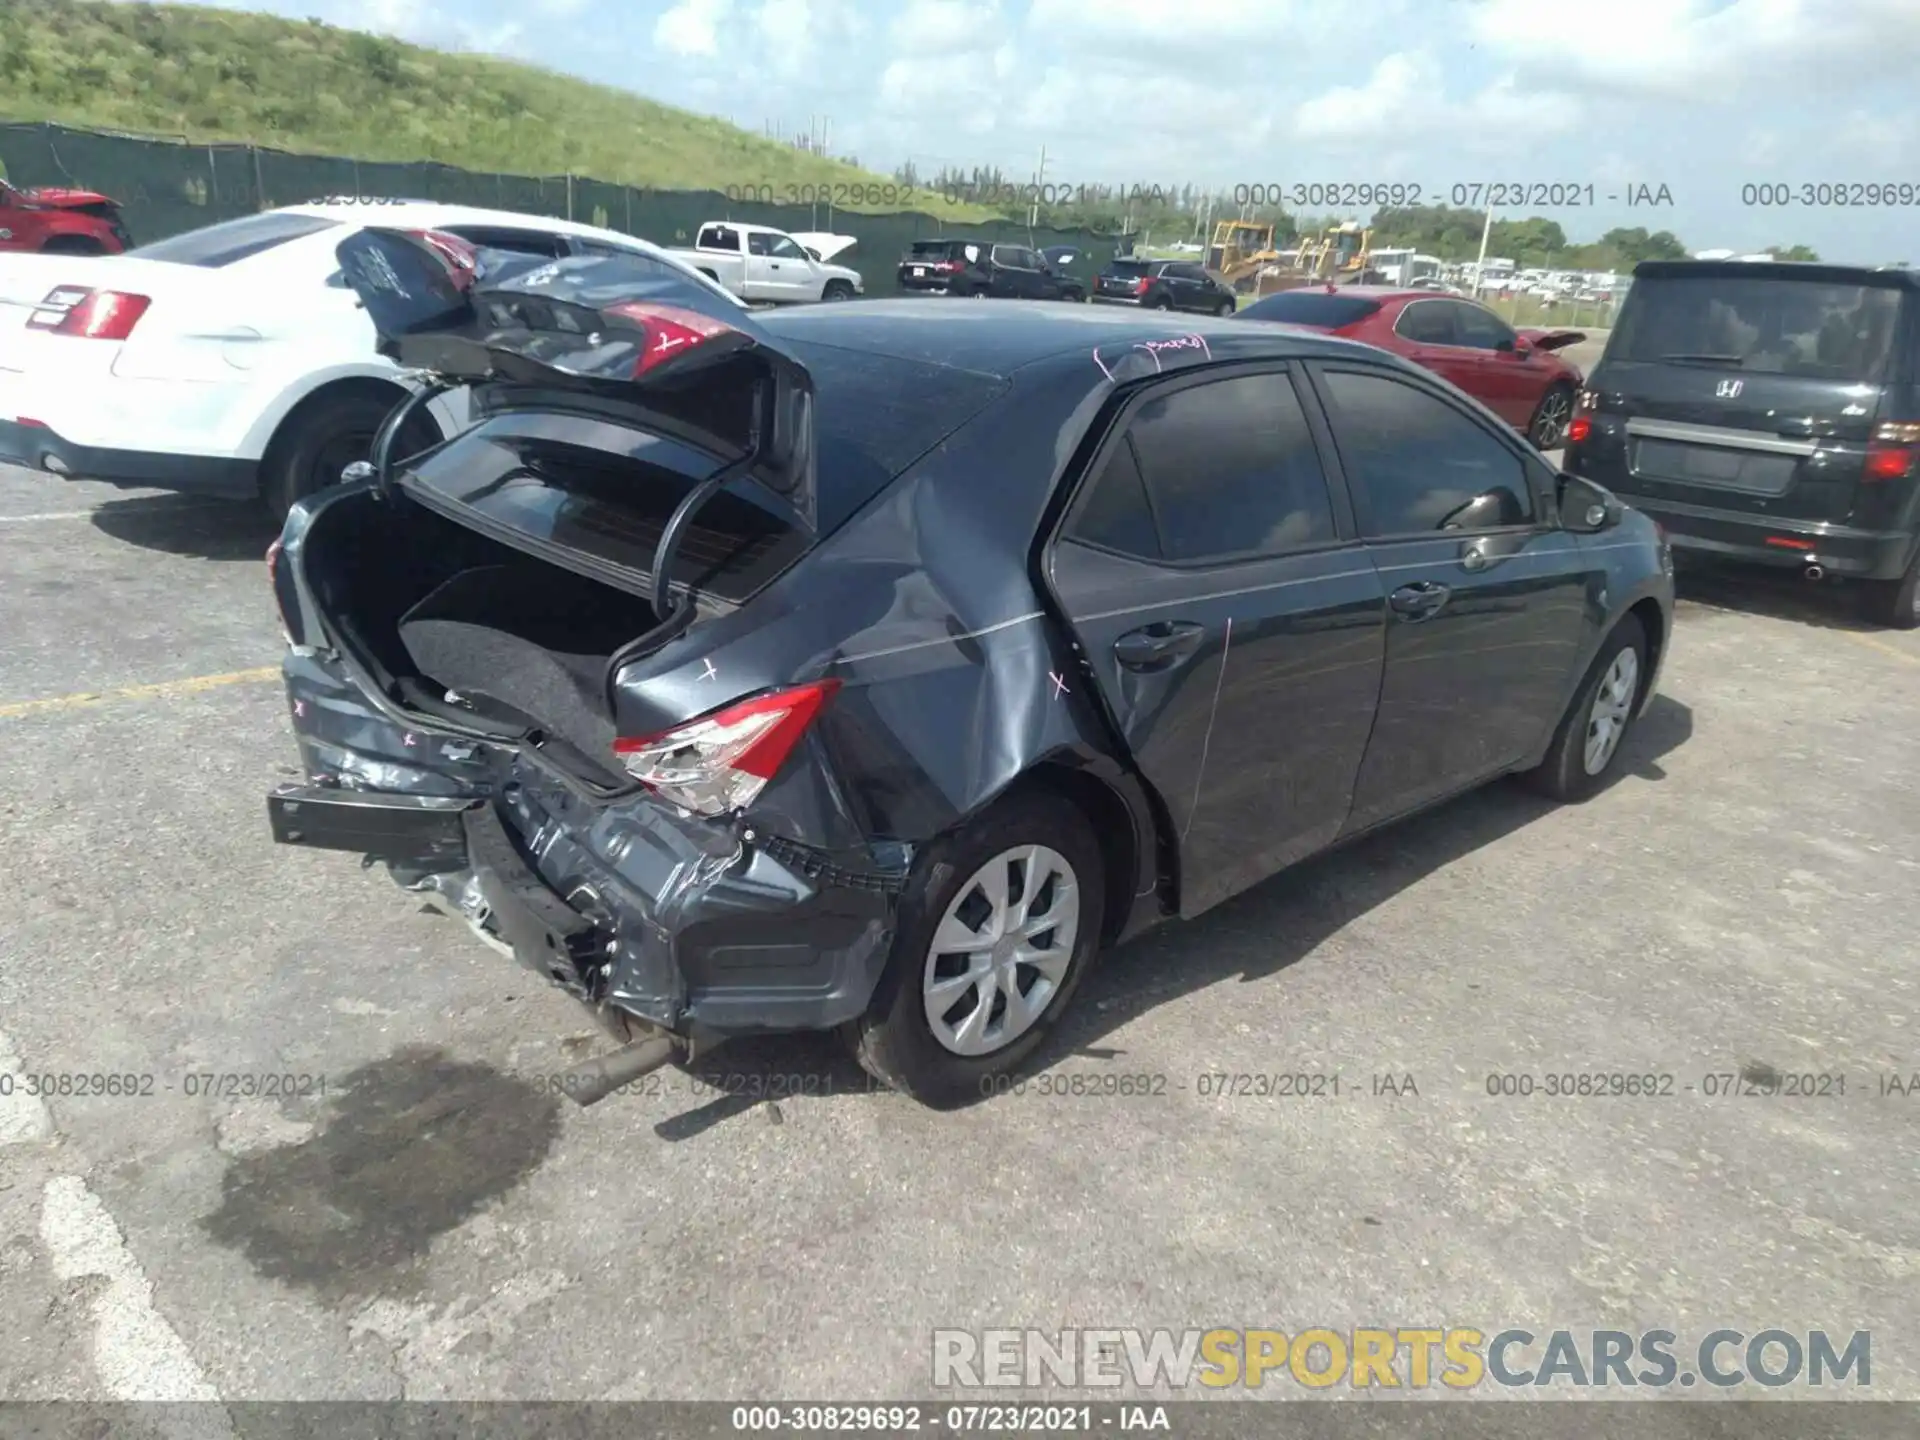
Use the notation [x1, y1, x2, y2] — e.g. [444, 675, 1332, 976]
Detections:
[0, 199, 742, 516]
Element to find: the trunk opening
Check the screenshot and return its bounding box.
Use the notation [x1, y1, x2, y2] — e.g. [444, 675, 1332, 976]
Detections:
[302, 486, 777, 787]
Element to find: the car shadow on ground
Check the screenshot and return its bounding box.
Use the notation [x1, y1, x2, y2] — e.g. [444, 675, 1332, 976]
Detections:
[1673, 557, 1892, 634]
[89, 495, 277, 561]
[658, 693, 1694, 1132]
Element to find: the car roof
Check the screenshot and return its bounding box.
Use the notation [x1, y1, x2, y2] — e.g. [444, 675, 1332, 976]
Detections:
[758, 297, 1383, 377]
[277, 199, 629, 245]
[1632, 259, 1920, 289]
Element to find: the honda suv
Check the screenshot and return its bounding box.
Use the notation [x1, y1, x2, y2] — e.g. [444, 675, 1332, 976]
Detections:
[1564, 260, 1920, 627]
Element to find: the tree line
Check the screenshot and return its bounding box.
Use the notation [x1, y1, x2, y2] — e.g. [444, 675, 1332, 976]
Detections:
[895, 167, 1823, 268]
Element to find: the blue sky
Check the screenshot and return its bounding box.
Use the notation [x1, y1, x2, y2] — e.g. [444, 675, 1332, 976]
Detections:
[193, 0, 1920, 262]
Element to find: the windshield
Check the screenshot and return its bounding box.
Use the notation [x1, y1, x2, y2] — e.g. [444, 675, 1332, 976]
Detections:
[129, 211, 340, 267]
[1238, 293, 1383, 327]
[1611, 275, 1903, 379]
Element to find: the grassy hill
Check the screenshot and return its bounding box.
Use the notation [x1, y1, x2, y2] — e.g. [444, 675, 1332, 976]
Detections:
[0, 0, 996, 219]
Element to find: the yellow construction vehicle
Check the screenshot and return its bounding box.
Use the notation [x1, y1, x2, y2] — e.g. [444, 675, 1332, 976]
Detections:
[1255, 222, 1376, 296]
[1204, 219, 1282, 292]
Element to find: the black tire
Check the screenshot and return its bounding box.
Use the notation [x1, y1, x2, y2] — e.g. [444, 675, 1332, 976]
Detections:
[821, 279, 855, 302]
[1527, 382, 1575, 450]
[1215, 297, 1236, 316]
[850, 790, 1106, 1107]
[1522, 613, 1648, 801]
[260, 388, 441, 521]
[41, 234, 105, 255]
[1859, 547, 1920, 630]
[1146, 292, 1174, 310]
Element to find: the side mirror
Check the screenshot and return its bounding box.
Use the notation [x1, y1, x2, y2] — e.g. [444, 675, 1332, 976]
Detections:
[1558, 473, 1623, 533]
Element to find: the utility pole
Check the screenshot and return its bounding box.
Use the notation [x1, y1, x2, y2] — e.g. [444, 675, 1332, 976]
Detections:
[1472, 204, 1494, 298]
[1029, 143, 1047, 232]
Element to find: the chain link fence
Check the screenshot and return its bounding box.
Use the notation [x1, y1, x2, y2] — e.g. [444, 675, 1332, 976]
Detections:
[0, 122, 1127, 295]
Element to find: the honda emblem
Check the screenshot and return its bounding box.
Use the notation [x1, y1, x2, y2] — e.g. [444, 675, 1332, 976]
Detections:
[1715, 379, 1744, 398]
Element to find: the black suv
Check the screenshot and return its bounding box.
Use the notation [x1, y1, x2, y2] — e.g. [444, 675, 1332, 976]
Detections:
[1094, 257, 1237, 315]
[897, 239, 1085, 300]
[1565, 260, 1920, 627]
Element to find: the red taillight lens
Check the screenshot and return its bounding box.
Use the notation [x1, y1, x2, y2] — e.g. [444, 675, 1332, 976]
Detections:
[1864, 443, 1916, 482]
[1131, 277, 1149, 295]
[1566, 387, 1598, 445]
[604, 300, 746, 378]
[408, 228, 479, 288]
[26, 287, 151, 339]
[613, 679, 841, 816]
[1865, 422, 1920, 482]
[266, 537, 283, 584]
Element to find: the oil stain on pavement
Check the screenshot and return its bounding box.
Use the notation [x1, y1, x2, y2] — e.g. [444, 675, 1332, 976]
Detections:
[201, 1045, 560, 1300]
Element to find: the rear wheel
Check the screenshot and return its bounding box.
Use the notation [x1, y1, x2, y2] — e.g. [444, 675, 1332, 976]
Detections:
[1859, 548, 1920, 630]
[821, 279, 855, 302]
[1527, 383, 1575, 450]
[851, 791, 1104, 1107]
[260, 388, 441, 522]
[1215, 297, 1236, 316]
[1146, 293, 1173, 310]
[1522, 613, 1647, 801]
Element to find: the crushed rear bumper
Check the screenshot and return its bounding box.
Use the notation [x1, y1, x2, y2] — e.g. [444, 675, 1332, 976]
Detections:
[267, 648, 904, 1044]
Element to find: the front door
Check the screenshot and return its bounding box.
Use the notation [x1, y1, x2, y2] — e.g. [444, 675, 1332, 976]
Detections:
[1306, 361, 1594, 833]
[1045, 364, 1388, 916]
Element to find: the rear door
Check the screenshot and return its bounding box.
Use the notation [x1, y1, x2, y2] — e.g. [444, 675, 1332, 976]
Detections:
[1307, 361, 1592, 833]
[1045, 364, 1387, 917]
[1587, 269, 1907, 524]
[1391, 298, 1480, 393]
[1450, 300, 1538, 426]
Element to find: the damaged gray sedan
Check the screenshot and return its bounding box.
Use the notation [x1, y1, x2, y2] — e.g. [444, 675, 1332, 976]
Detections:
[267, 228, 1673, 1106]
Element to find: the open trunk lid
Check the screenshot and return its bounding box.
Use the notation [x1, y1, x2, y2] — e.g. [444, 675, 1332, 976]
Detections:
[1588, 264, 1912, 523]
[335, 226, 820, 533]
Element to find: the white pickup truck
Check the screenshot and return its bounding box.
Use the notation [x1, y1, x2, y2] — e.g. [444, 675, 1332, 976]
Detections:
[667, 221, 864, 304]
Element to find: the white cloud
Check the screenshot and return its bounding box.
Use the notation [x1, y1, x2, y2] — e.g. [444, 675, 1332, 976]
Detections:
[1471, 0, 1920, 98]
[887, 0, 1003, 55]
[654, 0, 733, 57]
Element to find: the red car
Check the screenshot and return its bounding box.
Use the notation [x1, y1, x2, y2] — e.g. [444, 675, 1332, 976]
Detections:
[1237, 285, 1587, 448]
[0, 179, 132, 256]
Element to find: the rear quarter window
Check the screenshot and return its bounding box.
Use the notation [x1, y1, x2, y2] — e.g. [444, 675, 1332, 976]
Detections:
[128, 212, 341, 267]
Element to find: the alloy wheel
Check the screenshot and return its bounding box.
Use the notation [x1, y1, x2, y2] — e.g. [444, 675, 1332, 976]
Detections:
[922, 844, 1080, 1057]
[1533, 388, 1573, 448]
[1582, 647, 1640, 775]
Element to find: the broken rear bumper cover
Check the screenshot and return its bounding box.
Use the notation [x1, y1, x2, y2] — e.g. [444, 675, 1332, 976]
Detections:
[267, 649, 903, 1044]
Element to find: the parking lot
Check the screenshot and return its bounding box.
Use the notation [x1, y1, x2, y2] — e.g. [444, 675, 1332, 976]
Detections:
[3, 400, 1918, 1410]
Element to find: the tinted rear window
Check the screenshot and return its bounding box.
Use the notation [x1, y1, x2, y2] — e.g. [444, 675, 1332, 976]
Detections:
[909, 240, 962, 258]
[786, 339, 1007, 528]
[1238, 293, 1383, 327]
[1106, 260, 1155, 277]
[128, 212, 340, 267]
[1611, 275, 1904, 379]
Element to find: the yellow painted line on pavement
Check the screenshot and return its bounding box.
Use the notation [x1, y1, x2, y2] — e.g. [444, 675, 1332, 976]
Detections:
[0, 667, 280, 720]
[1843, 631, 1920, 666]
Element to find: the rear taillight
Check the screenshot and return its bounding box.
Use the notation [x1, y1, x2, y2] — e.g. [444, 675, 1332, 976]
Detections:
[937, 260, 964, 274]
[605, 301, 748, 378]
[1865, 421, 1920, 482]
[26, 287, 150, 339]
[613, 679, 841, 816]
[1131, 277, 1150, 296]
[1566, 387, 1598, 445]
